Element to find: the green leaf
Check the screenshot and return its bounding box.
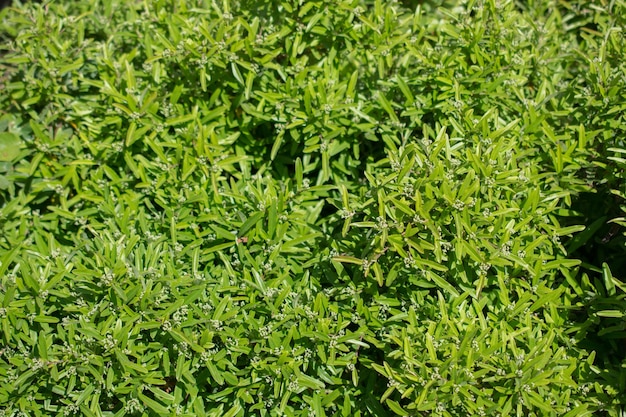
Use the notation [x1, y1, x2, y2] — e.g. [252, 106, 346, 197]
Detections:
[395, 76, 414, 103]
[0, 175, 10, 189]
[296, 373, 326, 390]
[602, 262, 616, 296]
[37, 330, 48, 361]
[428, 272, 460, 298]
[596, 310, 624, 318]
[529, 287, 563, 313]
[271, 131, 284, 161]
[138, 392, 169, 415]
[165, 112, 196, 126]
[556, 225, 586, 236]
[386, 399, 408, 416]
[239, 211, 264, 237]
[0, 132, 21, 161]
[223, 402, 242, 417]
[332, 256, 363, 265]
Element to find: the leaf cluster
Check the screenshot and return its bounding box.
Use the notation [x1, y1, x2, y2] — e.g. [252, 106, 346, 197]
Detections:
[0, 0, 625, 416]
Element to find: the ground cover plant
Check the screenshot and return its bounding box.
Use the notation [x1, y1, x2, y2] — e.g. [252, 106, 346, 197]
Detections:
[0, 0, 625, 415]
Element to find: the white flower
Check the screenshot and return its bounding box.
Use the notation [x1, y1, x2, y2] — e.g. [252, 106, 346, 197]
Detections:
[287, 378, 300, 391]
[340, 209, 355, 219]
[375, 216, 388, 230]
[124, 398, 144, 414]
[452, 199, 465, 211]
[259, 324, 272, 338]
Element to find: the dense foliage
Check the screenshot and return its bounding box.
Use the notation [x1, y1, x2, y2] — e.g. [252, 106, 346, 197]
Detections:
[0, 0, 625, 416]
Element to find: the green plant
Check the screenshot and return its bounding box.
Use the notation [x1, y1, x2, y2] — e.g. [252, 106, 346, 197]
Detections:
[1, 0, 625, 416]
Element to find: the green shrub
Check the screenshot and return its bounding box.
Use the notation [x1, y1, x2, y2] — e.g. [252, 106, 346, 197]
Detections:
[0, 0, 625, 416]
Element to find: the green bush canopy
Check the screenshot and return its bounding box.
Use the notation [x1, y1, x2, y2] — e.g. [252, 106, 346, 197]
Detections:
[1, 0, 625, 415]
